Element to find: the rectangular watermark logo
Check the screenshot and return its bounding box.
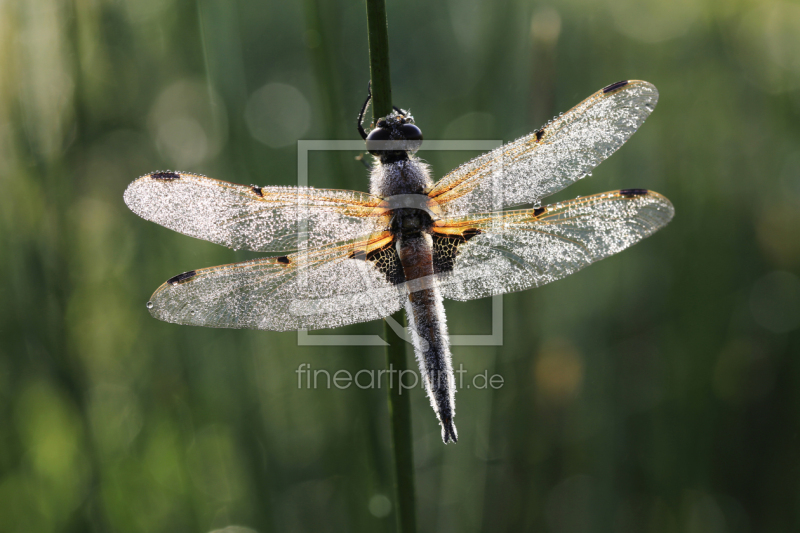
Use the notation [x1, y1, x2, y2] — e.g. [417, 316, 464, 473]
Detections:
[296, 139, 504, 348]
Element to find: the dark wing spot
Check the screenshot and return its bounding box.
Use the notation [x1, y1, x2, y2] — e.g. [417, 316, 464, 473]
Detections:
[433, 230, 481, 274]
[151, 171, 181, 181]
[350, 240, 405, 285]
[602, 80, 629, 94]
[168, 270, 197, 285]
[251, 186, 263, 197]
[619, 188, 648, 198]
[534, 129, 545, 141]
[533, 207, 546, 217]
[275, 256, 291, 264]
[369, 243, 405, 285]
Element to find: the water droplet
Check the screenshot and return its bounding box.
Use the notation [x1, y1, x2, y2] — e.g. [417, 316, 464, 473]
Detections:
[146, 301, 154, 309]
[368, 494, 392, 518]
[534, 201, 542, 209]
[559, 112, 564, 116]
[587, 171, 593, 177]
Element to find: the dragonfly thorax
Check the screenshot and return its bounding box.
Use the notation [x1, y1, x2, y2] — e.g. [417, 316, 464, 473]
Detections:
[391, 207, 433, 237]
[370, 158, 433, 198]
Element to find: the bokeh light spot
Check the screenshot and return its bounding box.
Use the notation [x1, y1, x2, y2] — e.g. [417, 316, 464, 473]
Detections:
[531, 6, 562, 45]
[156, 117, 209, 169]
[368, 494, 392, 518]
[244, 83, 311, 148]
[732, 1, 800, 92]
[148, 80, 228, 168]
[534, 338, 584, 405]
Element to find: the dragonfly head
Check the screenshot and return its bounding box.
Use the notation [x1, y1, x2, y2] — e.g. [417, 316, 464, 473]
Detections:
[366, 111, 423, 159]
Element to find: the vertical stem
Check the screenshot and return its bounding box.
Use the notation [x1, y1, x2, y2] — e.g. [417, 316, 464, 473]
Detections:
[384, 314, 417, 533]
[365, 0, 393, 117]
[365, 2, 416, 530]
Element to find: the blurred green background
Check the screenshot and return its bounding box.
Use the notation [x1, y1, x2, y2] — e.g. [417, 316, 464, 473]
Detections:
[2, 0, 800, 531]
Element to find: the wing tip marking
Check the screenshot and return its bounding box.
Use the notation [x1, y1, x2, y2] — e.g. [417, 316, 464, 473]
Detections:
[533, 206, 546, 216]
[151, 171, 181, 181]
[602, 80, 629, 94]
[619, 188, 649, 198]
[251, 185, 264, 197]
[167, 270, 197, 285]
[275, 256, 291, 264]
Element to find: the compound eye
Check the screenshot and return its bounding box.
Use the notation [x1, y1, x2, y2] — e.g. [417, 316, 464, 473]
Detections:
[366, 127, 391, 155]
[399, 124, 423, 153]
[399, 124, 422, 141]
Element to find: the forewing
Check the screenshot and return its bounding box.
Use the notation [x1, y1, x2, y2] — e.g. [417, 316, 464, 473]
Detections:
[124, 171, 389, 252]
[428, 81, 659, 216]
[147, 233, 406, 331]
[434, 190, 674, 301]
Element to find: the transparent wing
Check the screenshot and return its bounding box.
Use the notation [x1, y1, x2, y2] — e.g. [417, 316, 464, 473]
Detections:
[147, 233, 406, 331]
[124, 171, 389, 252]
[433, 190, 674, 301]
[428, 81, 659, 216]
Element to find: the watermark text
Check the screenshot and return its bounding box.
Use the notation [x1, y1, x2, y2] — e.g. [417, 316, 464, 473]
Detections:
[295, 363, 503, 392]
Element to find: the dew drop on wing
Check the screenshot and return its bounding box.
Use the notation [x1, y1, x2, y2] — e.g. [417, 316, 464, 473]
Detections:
[146, 301, 154, 309]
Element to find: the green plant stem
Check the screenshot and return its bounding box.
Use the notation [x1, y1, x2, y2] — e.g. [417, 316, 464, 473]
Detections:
[365, 2, 416, 530]
[365, 0, 393, 118]
[383, 313, 417, 533]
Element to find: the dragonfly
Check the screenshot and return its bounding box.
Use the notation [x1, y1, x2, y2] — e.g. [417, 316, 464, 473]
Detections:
[124, 80, 673, 444]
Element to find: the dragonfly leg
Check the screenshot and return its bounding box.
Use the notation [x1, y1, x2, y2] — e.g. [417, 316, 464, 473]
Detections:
[357, 81, 372, 140]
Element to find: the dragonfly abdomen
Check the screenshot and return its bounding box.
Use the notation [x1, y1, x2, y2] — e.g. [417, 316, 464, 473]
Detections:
[397, 232, 458, 443]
